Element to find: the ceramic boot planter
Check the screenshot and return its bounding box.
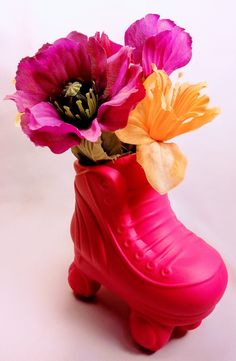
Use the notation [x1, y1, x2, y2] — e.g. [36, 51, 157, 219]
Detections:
[68, 153, 228, 352]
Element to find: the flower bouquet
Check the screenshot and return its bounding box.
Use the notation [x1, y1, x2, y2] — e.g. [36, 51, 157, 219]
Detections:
[7, 14, 228, 352]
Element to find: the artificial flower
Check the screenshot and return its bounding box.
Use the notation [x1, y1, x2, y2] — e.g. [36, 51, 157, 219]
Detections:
[116, 67, 220, 194]
[7, 33, 145, 153]
[125, 13, 192, 77]
[93, 31, 122, 57]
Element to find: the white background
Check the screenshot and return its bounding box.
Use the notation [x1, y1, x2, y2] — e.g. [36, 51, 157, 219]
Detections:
[0, 1, 236, 360]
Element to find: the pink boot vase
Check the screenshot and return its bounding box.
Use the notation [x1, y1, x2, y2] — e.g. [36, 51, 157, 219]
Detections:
[68, 154, 228, 352]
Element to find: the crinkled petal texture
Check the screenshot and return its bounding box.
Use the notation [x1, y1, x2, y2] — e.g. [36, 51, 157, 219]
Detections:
[142, 27, 192, 76]
[137, 142, 187, 194]
[14, 38, 92, 106]
[116, 68, 220, 193]
[116, 68, 220, 143]
[98, 47, 145, 131]
[21, 102, 101, 153]
[7, 34, 145, 153]
[125, 13, 192, 76]
[93, 31, 122, 57]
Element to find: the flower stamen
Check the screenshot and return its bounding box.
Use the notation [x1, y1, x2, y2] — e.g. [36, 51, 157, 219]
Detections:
[76, 99, 88, 118]
[63, 106, 75, 119]
[51, 80, 99, 129]
[63, 81, 82, 97]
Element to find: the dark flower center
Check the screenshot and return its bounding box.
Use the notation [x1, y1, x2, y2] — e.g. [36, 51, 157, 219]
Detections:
[51, 81, 99, 129]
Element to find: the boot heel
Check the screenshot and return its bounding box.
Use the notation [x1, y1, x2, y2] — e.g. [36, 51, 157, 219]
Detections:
[129, 311, 173, 352]
[68, 262, 101, 298]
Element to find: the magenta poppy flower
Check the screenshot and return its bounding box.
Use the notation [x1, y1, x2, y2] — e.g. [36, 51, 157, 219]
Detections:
[125, 14, 192, 76]
[7, 32, 145, 153]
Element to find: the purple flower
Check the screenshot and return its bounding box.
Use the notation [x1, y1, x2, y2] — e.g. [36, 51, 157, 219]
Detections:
[7, 32, 145, 153]
[125, 14, 192, 76]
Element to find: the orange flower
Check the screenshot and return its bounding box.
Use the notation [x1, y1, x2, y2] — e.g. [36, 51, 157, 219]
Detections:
[116, 67, 220, 193]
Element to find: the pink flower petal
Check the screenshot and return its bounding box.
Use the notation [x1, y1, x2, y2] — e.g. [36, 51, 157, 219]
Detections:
[5, 90, 40, 112]
[87, 37, 107, 92]
[36, 43, 51, 54]
[103, 46, 132, 99]
[142, 27, 192, 76]
[125, 13, 192, 75]
[77, 118, 101, 142]
[21, 102, 101, 153]
[125, 14, 160, 63]
[94, 32, 122, 57]
[66, 31, 88, 47]
[98, 64, 145, 131]
[155, 18, 176, 32]
[125, 14, 175, 64]
[16, 38, 91, 103]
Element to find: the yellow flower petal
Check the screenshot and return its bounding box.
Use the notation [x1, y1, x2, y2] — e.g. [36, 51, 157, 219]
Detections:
[16, 112, 23, 126]
[136, 142, 187, 194]
[116, 69, 220, 145]
[115, 122, 151, 145]
[164, 107, 220, 140]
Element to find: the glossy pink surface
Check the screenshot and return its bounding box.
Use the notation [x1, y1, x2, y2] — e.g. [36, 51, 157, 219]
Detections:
[68, 154, 228, 352]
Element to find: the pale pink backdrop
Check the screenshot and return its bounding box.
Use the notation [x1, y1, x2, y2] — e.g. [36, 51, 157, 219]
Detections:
[1, 1, 236, 360]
